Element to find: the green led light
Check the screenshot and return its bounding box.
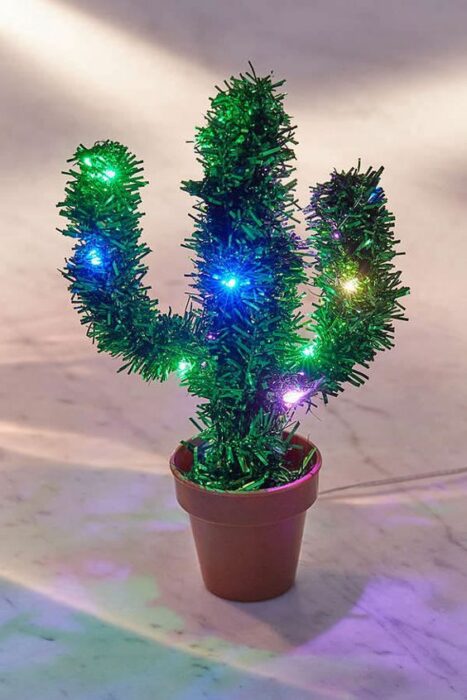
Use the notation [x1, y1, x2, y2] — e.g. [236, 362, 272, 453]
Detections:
[177, 359, 193, 376]
[302, 344, 315, 357]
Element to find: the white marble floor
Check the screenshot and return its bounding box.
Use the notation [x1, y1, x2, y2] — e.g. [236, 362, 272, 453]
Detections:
[1, 1, 467, 698]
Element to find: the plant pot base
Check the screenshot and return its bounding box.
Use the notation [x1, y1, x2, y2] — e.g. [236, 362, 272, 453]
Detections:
[190, 512, 306, 602]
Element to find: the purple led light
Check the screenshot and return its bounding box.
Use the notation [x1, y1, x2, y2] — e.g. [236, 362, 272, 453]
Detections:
[283, 388, 308, 406]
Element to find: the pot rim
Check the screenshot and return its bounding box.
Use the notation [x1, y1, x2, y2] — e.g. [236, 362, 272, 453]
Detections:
[169, 433, 322, 498]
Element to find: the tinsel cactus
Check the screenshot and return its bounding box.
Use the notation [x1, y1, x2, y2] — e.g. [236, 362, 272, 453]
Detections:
[58, 67, 409, 490]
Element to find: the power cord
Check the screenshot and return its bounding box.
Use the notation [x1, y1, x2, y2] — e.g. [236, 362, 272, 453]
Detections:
[320, 466, 467, 497]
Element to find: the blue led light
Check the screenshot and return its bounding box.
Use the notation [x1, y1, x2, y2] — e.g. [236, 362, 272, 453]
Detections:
[213, 270, 250, 293]
[87, 248, 103, 266]
[221, 276, 238, 289]
[368, 187, 384, 204]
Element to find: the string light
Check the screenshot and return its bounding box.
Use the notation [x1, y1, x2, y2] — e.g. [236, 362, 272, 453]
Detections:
[54, 70, 410, 495]
[341, 277, 360, 295]
[81, 154, 116, 182]
[87, 248, 102, 266]
[221, 276, 238, 289]
[177, 359, 192, 376]
[212, 271, 250, 292]
[302, 344, 315, 358]
[283, 388, 308, 406]
[368, 186, 383, 204]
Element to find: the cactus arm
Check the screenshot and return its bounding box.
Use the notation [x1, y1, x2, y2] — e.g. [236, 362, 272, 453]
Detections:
[58, 141, 202, 381]
[302, 163, 409, 399]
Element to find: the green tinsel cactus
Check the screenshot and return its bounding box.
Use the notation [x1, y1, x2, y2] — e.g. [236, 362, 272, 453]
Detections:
[58, 67, 409, 491]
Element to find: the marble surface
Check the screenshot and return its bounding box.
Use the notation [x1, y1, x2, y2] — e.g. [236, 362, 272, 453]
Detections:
[1, 1, 467, 698]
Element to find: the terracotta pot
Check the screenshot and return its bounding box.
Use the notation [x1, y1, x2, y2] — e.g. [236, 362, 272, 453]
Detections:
[170, 433, 322, 602]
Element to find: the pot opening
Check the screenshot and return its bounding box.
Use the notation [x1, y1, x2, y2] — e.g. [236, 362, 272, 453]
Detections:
[173, 432, 320, 493]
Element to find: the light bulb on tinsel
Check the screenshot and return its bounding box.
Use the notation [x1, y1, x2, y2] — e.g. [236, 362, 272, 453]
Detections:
[368, 187, 383, 204]
[302, 344, 315, 358]
[341, 277, 360, 295]
[221, 276, 238, 289]
[87, 248, 102, 266]
[283, 388, 308, 406]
